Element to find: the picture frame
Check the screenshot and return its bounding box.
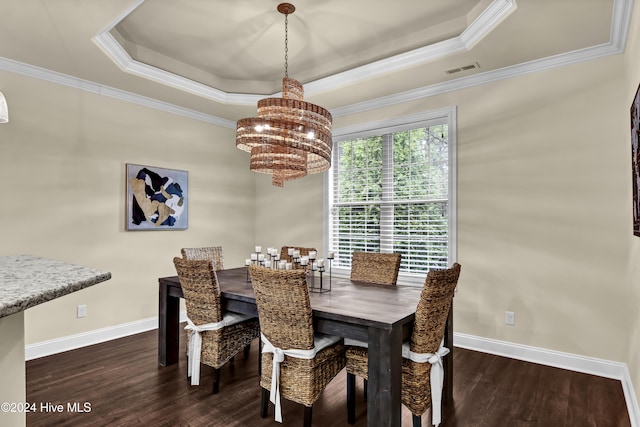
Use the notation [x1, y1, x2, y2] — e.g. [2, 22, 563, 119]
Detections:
[126, 163, 188, 230]
[632, 84, 640, 236]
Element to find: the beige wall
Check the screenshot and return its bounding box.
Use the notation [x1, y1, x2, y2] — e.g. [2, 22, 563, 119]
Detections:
[255, 7, 640, 410]
[1, 1, 638, 413]
[253, 172, 325, 254]
[0, 70, 255, 344]
[455, 59, 631, 359]
[624, 0, 640, 409]
[278, 51, 632, 359]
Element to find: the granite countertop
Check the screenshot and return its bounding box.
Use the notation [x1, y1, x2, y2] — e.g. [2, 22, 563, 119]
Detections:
[0, 255, 112, 319]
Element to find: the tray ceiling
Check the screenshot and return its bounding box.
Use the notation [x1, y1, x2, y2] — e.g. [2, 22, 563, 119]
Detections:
[0, 0, 627, 124]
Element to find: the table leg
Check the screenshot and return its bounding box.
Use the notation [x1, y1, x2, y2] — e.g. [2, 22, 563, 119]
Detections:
[367, 326, 403, 427]
[443, 303, 453, 405]
[158, 283, 180, 366]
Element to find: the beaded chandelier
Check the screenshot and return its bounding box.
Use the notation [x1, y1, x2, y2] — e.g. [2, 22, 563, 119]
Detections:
[236, 3, 332, 187]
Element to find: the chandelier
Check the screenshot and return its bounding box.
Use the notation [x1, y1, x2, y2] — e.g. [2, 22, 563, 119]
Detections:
[236, 3, 332, 187]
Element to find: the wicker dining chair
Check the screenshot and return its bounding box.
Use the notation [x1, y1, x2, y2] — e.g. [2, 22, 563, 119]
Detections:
[346, 263, 461, 427]
[173, 257, 260, 394]
[350, 251, 402, 285]
[249, 265, 346, 427]
[279, 246, 317, 261]
[181, 246, 224, 271]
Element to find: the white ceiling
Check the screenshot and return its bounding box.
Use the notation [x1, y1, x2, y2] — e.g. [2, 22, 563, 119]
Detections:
[0, 0, 632, 126]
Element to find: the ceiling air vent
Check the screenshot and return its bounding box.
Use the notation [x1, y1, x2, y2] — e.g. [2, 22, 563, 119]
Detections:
[445, 62, 480, 74]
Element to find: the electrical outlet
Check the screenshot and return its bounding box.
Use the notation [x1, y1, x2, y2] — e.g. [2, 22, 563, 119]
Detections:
[505, 311, 515, 326]
[77, 304, 87, 318]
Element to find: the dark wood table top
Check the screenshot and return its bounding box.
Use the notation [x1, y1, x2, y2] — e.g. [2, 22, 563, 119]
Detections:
[160, 267, 422, 331]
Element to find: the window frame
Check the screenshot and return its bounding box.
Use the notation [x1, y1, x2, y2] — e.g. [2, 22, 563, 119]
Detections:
[323, 107, 457, 284]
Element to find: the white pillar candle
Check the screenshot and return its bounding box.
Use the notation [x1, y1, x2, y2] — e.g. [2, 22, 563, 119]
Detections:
[317, 259, 325, 268]
[275, 254, 280, 261]
[300, 257, 309, 266]
[293, 250, 300, 258]
[264, 260, 272, 268]
[255, 246, 262, 253]
[279, 261, 287, 270]
[288, 248, 294, 256]
[251, 253, 257, 261]
[258, 254, 265, 261]
[245, 259, 251, 266]
[286, 263, 293, 270]
[327, 252, 335, 259]
[309, 251, 317, 260]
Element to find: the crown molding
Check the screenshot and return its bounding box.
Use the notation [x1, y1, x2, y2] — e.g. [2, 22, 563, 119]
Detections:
[461, 0, 517, 48]
[332, 0, 633, 117]
[0, 56, 236, 128]
[331, 41, 623, 118]
[612, 0, 636, 51]
[93, 31, 263, 106]
[92, 0, 517, 101]
[0, 0, 633, 127]
[304, 0, 517, 95]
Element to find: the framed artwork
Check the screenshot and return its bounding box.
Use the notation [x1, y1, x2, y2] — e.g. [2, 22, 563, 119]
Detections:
[632, 84, 640, 236]
[126, 163, 188, 230]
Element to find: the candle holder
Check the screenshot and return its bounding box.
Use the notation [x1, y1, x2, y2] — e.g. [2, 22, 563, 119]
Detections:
[308, 260, 330, 293]
[327, 252, 334, 287]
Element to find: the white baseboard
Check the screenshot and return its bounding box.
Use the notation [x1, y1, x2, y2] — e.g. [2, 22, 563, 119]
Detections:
[24, 318, 638, 427]
[25, 312, 188, 361]
[454, 332, 639, 427]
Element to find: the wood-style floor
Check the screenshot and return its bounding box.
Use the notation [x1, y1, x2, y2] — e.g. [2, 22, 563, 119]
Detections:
[26, 328, 631, 426]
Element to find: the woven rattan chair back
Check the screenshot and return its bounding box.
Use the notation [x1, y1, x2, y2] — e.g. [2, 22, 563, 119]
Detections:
[345, 263, 462, 425]
[279, 246, 317, 261]
[181, 246, 224, 271]
[173, 257, 223, 325]
[350, 251, 402, 285]
[249, 265, 314, 350]
[411, 263, 462, 355]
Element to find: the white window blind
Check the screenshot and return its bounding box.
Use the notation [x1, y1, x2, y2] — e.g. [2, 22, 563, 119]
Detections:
[328, 111, 455, 277]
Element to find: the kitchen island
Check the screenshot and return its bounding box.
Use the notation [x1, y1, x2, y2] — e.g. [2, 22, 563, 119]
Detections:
[0, 255, 111, 427]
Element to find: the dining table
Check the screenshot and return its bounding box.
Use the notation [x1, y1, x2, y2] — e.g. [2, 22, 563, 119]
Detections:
[158, 267, 453, 427]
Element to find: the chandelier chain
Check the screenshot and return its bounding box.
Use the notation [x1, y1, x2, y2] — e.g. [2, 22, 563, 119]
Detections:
[284, 13, 289, 78]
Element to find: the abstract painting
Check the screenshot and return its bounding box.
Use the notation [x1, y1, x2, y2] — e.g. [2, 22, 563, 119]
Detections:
[632, 84, 640, 236]
[126, 164, 188, 230]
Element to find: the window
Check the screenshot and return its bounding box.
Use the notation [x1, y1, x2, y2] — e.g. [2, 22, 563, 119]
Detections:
[326, 108, 456, 279]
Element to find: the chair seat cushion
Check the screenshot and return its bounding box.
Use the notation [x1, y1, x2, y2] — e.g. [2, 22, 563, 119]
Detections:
[313, 333, 342, 352]
[222, 311, 256, 327]
[345, 338, 441, 361]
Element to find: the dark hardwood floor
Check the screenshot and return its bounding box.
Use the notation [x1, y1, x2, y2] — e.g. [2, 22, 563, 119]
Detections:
[26, 328, 631, 426]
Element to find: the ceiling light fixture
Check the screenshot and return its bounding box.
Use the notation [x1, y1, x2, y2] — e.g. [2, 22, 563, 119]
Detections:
[235, 3, 332, 187]
[0, 91, 8, 123]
